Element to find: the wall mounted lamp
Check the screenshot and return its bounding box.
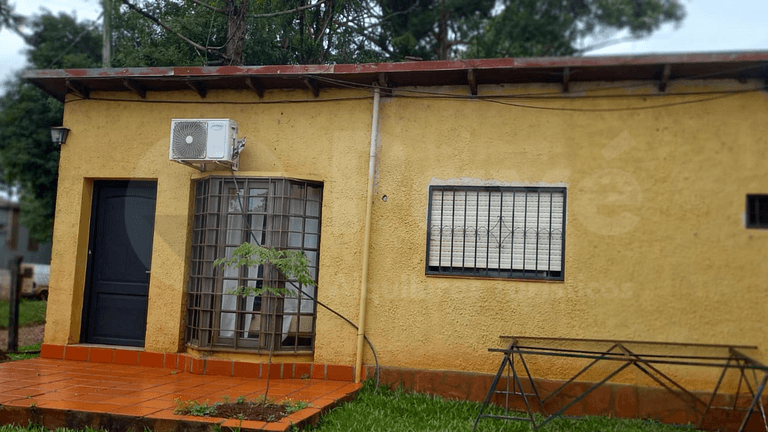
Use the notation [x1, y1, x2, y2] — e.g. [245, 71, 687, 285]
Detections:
[50, 126, 70, 145]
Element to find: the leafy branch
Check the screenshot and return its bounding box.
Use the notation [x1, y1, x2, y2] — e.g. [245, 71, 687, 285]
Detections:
[213, 242, 316, 297]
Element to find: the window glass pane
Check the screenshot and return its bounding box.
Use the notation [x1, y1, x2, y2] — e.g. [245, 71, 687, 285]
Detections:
[223, 247, 238, 277]
[307, 186, 321, 201]
[288, 233, 302, 248]
[306, 201, 320, 216]
[219, 280, 239, 338]
[305, 218, 319, 233]
[272, 196, 286, 215]
[290, 183, 304, 198]
[205, 229, 217, 244]
[305, 250, 318, 266]
[227, 189, 243, 212]
[290, 199, 304, 215]
[289, 217, 303, 232]
[304, 234, 318, 249]
[247, 215, 266, 245]
[226, 215, 243, 244]
[207, 196, 219, 213]
[205, 214, 219, 229]
[248, 188, 268, 212]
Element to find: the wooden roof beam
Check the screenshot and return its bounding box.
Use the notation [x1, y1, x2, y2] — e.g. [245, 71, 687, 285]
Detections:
[186, 80, 207, 98]
[467, 69, 478, 96]
[562, 67, 570, 93]
[659, 64, 672, 92]
[303, 77, 320, 97]
[245, 77, 264, 98]
[123, 79, 147, 98]
[66, 79, 90, 99]
[378, 73, 393, 96]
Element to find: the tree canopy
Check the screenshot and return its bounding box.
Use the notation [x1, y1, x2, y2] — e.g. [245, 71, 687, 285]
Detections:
[0, 0, 25, 37]
[0, 11, 102, 242]
[108, 0, 685, 66]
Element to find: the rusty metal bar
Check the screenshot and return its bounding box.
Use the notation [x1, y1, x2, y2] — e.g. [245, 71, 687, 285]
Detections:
[490, 347, 768, 370]
[738, 374, 768, 432]
[540, 343, 619, 405]
[501, 335, 758, 350]
[477, 336, 768, 432]
[474, 340, 516, 431]
[698, 356, 731, 428]
[619, 344, 708, 410]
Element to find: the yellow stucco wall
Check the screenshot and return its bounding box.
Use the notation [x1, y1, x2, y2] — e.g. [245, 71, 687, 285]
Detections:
[45, 80, 768, 391]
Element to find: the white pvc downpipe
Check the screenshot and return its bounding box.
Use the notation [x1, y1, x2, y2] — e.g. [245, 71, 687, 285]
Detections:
[355, 85, 381, 383]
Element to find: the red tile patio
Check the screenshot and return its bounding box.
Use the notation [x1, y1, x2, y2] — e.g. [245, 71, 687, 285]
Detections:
[0, 358, 361, 431]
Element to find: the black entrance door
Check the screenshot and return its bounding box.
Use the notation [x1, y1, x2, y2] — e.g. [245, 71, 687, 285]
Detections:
[82, 181, 157, 346]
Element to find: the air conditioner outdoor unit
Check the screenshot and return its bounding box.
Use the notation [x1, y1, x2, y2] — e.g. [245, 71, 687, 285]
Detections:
[169, 119, 242, 169]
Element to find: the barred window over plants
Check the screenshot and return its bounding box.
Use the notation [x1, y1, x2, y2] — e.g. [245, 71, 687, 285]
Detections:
[186, 177, 322, 353]
[426, 186, 566, 280]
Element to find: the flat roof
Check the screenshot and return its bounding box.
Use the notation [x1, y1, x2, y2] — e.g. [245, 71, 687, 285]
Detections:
[23, 51, 768, 102]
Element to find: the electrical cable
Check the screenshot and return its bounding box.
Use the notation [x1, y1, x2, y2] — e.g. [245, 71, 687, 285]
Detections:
[307, 61, 768, 99]
[311, 73, 766, 100]
[66, 95, 373, 104]
[225, 168, 380, 389]
[432, 91, 743, 112]
[70, 84, 764, 112]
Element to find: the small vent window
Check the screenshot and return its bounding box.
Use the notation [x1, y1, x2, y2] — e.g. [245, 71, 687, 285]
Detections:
[746, 194, 768, 229]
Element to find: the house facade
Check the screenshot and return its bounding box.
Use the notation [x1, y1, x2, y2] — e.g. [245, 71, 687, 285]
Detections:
[25, 53, 768, 401]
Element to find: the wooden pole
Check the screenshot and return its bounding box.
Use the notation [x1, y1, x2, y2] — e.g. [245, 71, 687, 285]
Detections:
[102, 0, 111, 67]
[7, 256, 23, 353]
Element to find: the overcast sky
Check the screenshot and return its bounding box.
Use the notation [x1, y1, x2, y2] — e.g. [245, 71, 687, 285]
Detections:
[1, 0, 767, 85]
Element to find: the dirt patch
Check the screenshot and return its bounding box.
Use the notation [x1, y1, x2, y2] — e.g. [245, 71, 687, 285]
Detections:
[0, 323, 45, 351]
[176, 402, 290, 422]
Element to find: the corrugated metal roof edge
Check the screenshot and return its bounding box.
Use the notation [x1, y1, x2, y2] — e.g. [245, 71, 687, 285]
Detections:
[22, 51, 768, 80]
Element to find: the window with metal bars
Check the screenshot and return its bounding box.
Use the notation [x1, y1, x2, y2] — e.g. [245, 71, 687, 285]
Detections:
[186, 177, 322, 353]
[426, 186, 566, 281]
[746, 194, 768, 229]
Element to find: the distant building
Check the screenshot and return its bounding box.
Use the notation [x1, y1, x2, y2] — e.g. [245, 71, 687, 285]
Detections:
[0, 198, 52, 267]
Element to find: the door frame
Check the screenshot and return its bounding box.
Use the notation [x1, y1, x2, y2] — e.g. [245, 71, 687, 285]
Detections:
[79, 180, 157, 345]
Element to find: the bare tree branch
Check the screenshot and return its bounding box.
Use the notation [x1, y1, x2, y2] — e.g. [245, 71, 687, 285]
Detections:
[340, 2, 418, 34]
[336, 20, 393, 56]
[121, 0, 229, 61]
[575, 36, 640, 54]
[246, 0, 329, 19]
[314, 6, 333, 44]
[184, 0, 225, 14]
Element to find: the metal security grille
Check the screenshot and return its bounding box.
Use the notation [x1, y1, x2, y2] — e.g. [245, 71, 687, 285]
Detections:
[186, 177, 322, 353]
[426, 186, 566, 281]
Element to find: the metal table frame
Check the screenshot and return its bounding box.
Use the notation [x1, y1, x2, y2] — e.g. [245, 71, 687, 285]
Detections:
[474, 336, 768, 431]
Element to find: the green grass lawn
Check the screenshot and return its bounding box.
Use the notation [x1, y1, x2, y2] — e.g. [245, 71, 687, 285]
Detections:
[8, 343, 41, 360]
[0, 299, 47, 328]
[308, 380, 700, 432]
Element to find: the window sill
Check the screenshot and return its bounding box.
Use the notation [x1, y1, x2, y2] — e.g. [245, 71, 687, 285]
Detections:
[425, 273, 565, 283]
[185, 344, 314, 356]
